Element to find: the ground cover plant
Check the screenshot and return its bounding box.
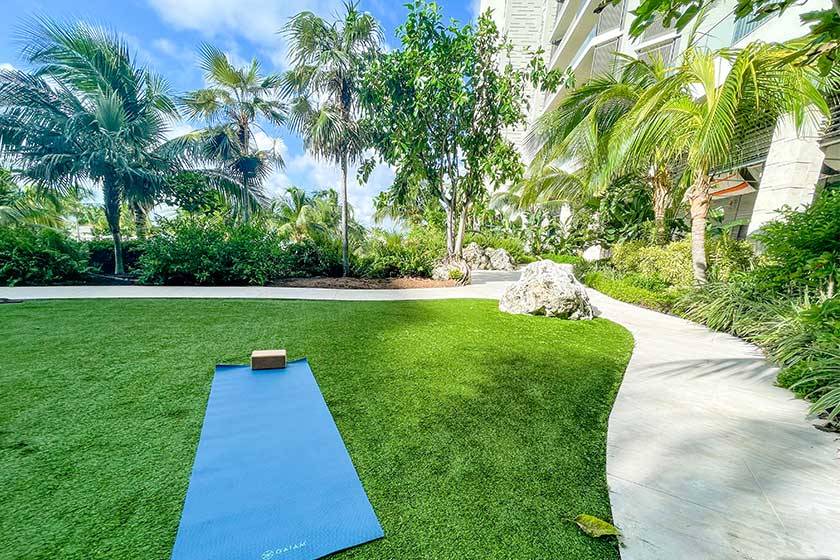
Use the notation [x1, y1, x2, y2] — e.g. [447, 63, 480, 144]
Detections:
[0, 299, 632, 560]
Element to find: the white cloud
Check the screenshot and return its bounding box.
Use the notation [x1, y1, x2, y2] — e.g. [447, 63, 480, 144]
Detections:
[165, 121, 195, 140]
[1, 63, 16, 72]
[146, 0, 342, 68]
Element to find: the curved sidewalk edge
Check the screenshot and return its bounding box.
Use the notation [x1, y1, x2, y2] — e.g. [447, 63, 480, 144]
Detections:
[589, 289, 840, 560]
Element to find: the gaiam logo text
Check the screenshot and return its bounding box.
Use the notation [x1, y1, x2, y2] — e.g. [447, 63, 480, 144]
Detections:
[260, 541, 307, 559]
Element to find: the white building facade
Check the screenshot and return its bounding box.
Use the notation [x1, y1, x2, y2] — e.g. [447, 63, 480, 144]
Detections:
[481, 0, 839, 237]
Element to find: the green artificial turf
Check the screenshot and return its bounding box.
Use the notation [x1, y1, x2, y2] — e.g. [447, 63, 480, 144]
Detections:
[0, 299, 633, 560]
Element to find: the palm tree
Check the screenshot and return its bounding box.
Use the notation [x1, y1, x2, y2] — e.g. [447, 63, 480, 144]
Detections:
[182, 44, 287, 222]
[631, 43, 827, 282]
[283, 1, 383, 275]
[0, 19, 180, 273]
[0, 169, 67, 228]
[523, 56, 682, 243]
[268, 186, 326, 241]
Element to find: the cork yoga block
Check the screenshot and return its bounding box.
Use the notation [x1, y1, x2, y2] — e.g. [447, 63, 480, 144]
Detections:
[250, 349, 287, 370]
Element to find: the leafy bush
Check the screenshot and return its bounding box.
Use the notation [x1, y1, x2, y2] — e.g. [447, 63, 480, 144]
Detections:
[357, 229, 442, 278]
[0, 226, 87, 286]
[86, 238, 146, 274]
[137, 216, 341, 285]
[448, 268, 464, 281]
[583, 269, 686, 312]
[541, 253, 585, 267]
[465, 232, 528, 263]
[611, 238, 753, 288]
[611, 240, 694, 287]
[752, 189, 840, 296]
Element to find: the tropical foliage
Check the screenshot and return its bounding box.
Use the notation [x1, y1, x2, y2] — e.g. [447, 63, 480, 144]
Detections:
[283, 1, 383, 275]
[0, 19, 185, 273]
[360, 0, 563, 261]
[181, 44, 287, 222]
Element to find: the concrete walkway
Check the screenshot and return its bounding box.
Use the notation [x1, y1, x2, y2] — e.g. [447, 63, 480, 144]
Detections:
[589, 290, 840, 560]
[2, 272, 838, 558]
[0, 270, 519, 302]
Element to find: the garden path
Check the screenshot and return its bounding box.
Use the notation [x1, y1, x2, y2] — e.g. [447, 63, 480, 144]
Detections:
[590, 289, 840, 560]
[3, 271, 839, 559]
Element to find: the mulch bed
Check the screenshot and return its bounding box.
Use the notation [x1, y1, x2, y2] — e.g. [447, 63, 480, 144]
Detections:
[272, 276, 457, 289]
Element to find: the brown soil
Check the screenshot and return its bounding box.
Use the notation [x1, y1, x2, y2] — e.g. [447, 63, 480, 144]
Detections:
[272, 276, 457, 289]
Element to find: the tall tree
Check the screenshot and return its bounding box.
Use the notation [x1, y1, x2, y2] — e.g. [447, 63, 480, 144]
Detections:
[522, 57, 683, 244]
[0, 19, 179, 273]
[283, 1, 383, 276]
[182, 44, 287, 222]
[360, 2, 560, 262]
[631, 42, 827, 282]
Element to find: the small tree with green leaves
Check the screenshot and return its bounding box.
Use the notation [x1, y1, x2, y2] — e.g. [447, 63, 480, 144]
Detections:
[360, 1, 564, 261]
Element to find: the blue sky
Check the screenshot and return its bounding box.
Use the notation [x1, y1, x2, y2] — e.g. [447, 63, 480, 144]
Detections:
[0, 0, 479, 224]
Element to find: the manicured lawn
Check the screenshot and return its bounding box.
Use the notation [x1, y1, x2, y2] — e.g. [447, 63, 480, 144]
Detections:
[0, 299, 633, 560]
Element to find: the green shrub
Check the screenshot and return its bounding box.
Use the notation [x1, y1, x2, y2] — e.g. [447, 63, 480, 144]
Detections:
[357, 229, 442, 278]
[0, 226, 87, 286]
[611, 239, 694, 287]
[583, 269, 685, 312]
[86, 238, 146, 274]
[752, 189, 840, 296]
[611, 238, 753, 288]
[518, 254, 538, 264]
[541, 253, 585, 267]
[448, 268, 464, 281]
[465, 232, 528, 263]
[137, 216, 341, 285]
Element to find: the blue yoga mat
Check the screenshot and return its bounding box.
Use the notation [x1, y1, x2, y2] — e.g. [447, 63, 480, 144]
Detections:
[171, 359, 383, 560]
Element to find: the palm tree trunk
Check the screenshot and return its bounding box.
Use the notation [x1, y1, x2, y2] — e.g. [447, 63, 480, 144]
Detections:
[651, 169, 669, 245]
[103, 177, 125, 275]
[242, 174, 250, 223]
[340, 154, 349, 277]
[688, 174, 711, 284]
[132, 202, 148, 239]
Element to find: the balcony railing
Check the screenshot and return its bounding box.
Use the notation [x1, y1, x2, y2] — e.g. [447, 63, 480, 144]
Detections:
[732, 17, 763, 44]
[591, 38, 620, 76]
[596, 0, 626, 34]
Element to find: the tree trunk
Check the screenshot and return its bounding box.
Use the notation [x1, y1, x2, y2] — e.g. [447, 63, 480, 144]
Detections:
[103, 177, 124, 275]
[444, 199, 455, 258]
[340, 154, 350, 277]
[242, 174, 250, 223]
[651, 169, 670, 245]
[688, 174, 711, 284]
[132, 202, 148, 239]
[454, 204, 468, 258]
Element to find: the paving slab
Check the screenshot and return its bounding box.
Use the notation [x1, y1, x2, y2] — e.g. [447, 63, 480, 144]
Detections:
[589, 290, 840, 560]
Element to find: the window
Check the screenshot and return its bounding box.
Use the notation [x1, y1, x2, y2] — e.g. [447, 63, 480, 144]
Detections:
[732, 17, 763, 43]
[596, 0, 626, 34]
[592, 38, 620, 76]
[638, 39, 676, 66]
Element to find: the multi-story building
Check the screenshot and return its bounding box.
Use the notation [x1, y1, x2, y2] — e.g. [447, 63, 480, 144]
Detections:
[482, 0, 839, 237]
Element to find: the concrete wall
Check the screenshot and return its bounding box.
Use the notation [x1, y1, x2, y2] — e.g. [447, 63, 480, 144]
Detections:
[748, 112, 826, 234]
